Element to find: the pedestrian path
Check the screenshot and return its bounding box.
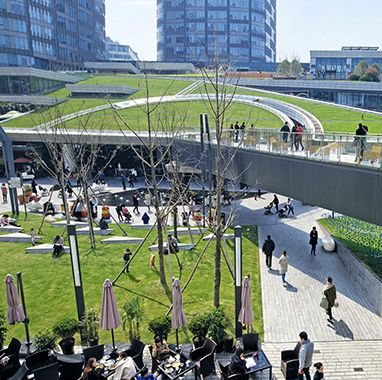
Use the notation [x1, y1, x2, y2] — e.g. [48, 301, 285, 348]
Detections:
[236, 194, 382, 379]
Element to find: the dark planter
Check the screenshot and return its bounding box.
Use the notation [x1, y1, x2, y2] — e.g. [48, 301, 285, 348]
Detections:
[59, 338, 75, 355]
[215, 341, 224, 353]
[223, 337, 234, 353]
[192, 336, 205, 349]
[88, 338, 99, 347]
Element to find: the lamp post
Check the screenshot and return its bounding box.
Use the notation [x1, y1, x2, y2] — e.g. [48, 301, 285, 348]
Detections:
[234, 225, 243, 338]
[67, 224, 86, 342]
[200, 114, 207, 227]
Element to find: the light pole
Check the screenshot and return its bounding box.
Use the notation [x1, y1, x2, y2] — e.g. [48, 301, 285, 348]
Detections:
[234, 225, 243, 338]
[67, 224, 86, 342]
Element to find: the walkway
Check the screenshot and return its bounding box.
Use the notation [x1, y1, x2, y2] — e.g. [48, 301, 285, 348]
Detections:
[236, 194, 382, 379]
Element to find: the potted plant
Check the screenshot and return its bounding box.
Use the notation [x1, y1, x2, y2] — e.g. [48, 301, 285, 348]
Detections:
[223, 332, 235, 353]
[53, 317, 79, 355]
[80, 308, 100, 347]
[0, 309, 7, 350]
[148, 315, 171, 340]
[122, 297, 143, 341]
[207, 307, 229, 353]
[34, 329, 56, 351]
[188, 313, 210, 348]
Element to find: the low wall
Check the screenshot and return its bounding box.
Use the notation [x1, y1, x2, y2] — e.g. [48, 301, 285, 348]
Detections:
[336, 240, 382, 316]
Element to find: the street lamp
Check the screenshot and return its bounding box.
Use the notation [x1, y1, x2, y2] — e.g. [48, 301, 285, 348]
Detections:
[234, 225, 243, 338]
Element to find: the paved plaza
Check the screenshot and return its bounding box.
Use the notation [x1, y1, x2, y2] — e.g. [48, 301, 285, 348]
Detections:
[1, 178, 381, 379]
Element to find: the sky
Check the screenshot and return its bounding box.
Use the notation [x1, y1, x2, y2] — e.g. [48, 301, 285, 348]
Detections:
[106, 0, 382, 62]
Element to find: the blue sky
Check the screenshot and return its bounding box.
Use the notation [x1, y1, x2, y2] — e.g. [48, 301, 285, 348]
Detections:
[106, 0, 382, 62]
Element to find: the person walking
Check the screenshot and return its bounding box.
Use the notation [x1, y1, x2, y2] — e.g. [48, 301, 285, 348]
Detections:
[123, 248, 132, 273]
[1, 183, 8, 203]
[323, 276, 337, 324]
[279, 251, 288, 286]
[313, 362, 325, 380]
[287, 198, 294, 216]
[298, 331, 314, 380]
[132, 194, 140, 214]
[234, 121, 240, 142]
[291, 124, 298, 150]
[30, 228, 36, 246]
[273, 194, 279, 213]
[144, 192, 152, 212]
[280, 121, 290, 143]
[297, 124, 305, 150]
[240, 122, 246, 141]
[309, 227, 318, 255]
[354, 123, 367, 163]
[262, 235, 275, 270]
[121, 173, 126, 190]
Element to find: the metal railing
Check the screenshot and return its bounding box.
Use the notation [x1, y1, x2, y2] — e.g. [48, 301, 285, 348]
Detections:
[180, 129, 382, 170]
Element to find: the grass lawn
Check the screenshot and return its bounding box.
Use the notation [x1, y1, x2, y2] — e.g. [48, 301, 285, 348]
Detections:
[0, 213, 262, 346]
[319, 217, 382, 280]
[63, 100, 281, 130]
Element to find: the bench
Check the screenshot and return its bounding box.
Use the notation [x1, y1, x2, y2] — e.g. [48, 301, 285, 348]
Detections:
[168, 227, 207, 235]
[0, 233, 41, 243]
[26, 244, 70, 254]
[149, 243, 195, 251]
[51, 221, 88, 228]
[101, 236, 144, 244]
[203, 233, 235, 241]
[0, 226, 23, 233]
[76, 227, 114, 236]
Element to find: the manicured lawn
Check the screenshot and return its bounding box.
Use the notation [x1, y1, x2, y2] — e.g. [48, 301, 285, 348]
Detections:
[63, 101, 281, 130]
[0, 213, 262, 346]
[320, 217, 382, 280]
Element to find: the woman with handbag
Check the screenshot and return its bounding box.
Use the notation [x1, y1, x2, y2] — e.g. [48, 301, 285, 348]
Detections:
[323, 277, 337, 324]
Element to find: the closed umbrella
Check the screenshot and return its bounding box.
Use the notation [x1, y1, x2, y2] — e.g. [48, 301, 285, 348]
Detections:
[100, 279, 121, 351]
[5, 274, 25, 324]
[238, 276, 254, 333]
[171, 278, 187, 349]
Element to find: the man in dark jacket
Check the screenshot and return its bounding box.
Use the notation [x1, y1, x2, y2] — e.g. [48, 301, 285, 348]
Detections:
[228, 347, 248, 380]
[262, 235, 276, 269]
[273, 194, 279, 213]
[280, 121, 290, 143]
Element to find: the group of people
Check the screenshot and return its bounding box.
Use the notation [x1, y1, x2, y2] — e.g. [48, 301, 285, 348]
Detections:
[280, 121, 305, 151]
[264, 194, 294, 217]
[229, 121, 255, 142]
[0, 214, 21, 227]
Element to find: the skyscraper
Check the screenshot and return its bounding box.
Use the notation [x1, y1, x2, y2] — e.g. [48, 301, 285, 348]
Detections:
[157, 0, 276, 69]
[0, 0, 105, 70]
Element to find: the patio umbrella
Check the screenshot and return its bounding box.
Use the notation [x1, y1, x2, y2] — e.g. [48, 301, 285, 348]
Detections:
[100, 279, 121, 351]
[5, 274, 25, 324]
[171, 278, 187, 349]
[238, 276, 254, 333]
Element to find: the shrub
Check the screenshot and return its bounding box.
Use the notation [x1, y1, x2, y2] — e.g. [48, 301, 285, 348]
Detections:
[148, 315, 171, 340]
[34, 329, 56, 351]
[188, 314, 210, 339]
[53, 317, 79, 341]
[0, 309, 7, 349]
[122, 297, 143, 341]
[207, 307, 229, 345]
[80, 308, 100, 342]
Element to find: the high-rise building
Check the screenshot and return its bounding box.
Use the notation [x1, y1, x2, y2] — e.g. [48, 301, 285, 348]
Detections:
[157, 0, 276, 70]
[0, 0, 105, 70]
[106, 37, 139, 62]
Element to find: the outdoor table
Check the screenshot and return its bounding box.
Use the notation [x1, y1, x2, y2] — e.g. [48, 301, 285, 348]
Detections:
[158, 354, 197, 380]
[96, 356, 117, 379]
[244, 350, 272, 380]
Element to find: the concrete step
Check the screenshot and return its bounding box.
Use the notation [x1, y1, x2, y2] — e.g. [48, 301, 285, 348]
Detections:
[101, 236, 145, 244]
[51, 221, 88, 228]
[131, 224, 155, 229]
[0, 226, 23, 233]
[203, 233, 235, 241]
[26, 244, 70, 254]
[168, 227, 207, 235]
[76, 227, 114, 236]
[149, 243, 195, 251]
[0, 233, 41, 243]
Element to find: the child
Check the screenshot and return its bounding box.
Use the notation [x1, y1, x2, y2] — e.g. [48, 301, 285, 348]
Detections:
[1, 183, 7, 203]
[30, 228, 36, 246]
[313, 362, 325, 380]
[150, 253, 156, 270]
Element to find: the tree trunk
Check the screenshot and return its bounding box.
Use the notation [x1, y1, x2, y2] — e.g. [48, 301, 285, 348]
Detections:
[82, 179, 96, 249]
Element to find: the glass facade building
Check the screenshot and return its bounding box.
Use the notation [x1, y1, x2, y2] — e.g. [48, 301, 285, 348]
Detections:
[0, 0, 105, 70]
[157, 0, 276, 69]
[106, 37, 139, 62]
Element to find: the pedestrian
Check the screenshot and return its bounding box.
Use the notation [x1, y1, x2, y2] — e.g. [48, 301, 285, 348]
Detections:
[280, 121, 290, 143]
[1, 183, 8, 203]
[291, 124, 298, 150]
[298, 331, 314, 380]
[128, 175, 134, 188]
[142, 212, 150, 225]
[287, 198, 294, 216]
[234, 121, 240, 142]
[90, 195, 98, 220]
[279, 250, 288, 287]
[273, 194, 279, 213]
[116, 203, 124, 222]
[354, 123, 367, 163]
[31, 179, 38, 194]
[230, 123, 234, 141]
[313, 362, 325, 380]
[240, 121, 246, 141]
[144, 192, 151, 212]
[309, 227, 318, 255]
[150, 253, 156, 270]
[132, 194, 140, 214]
[262, 234, 275, 270]
[65, 182, 73, 198]
[181, 211, 189, 226]
[121, 173, 126, 190]
[323, 276, 337, 324]
[123, 248, 132, 273]
[297, 124, 305, 150]
[30, 228, 36, 246]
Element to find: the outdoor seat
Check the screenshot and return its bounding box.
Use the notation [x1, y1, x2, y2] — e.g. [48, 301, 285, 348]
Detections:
[242, 333, 260, 356]
[25, 349, 57, 372]
[280, 342, 301, 380]
[56, 353, 84, 380]
[32, 361, 59, 380]
[189, 337, 217, 379]
[124, 339, 145, 369]
[83, 344, 104, 364]
[218, 361, 244, 380]
[7, 362, 28, 380]
[0, 338, 22, 379]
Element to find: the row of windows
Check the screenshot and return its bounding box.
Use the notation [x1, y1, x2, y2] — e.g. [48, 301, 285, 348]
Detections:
[31, 23, 53, 39]
[0, 0, 26, 15]
[29, 5, 52, 23]
[164, 0, 270, 7]
[0, 17, 27, 33]
[32, 40, 54, 56]
[0, 35, 28, 50]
